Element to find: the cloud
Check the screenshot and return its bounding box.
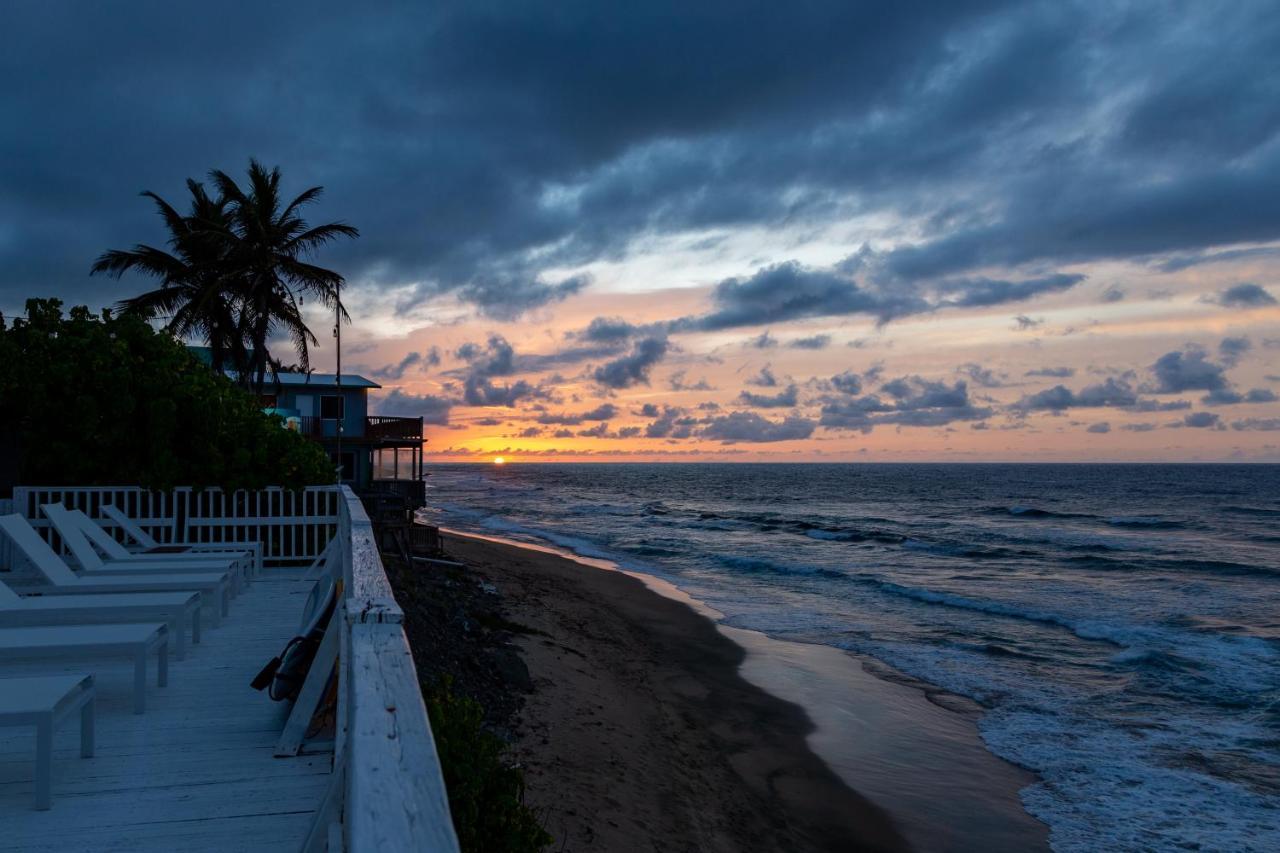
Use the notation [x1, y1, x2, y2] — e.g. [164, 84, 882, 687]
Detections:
[701, 412, 816, 443]
[1122, 422, 1157, 432]
[1203, 283, 1278, 308]
[830, 370, 863, 395]
[371, 351, 424, 380]
[1217, 336, 1252, 366]
[745, 364, 779, 387]
[1150, 347, 1229, 394]
[737, 384, 799, 408]
[455, 334, 517, 378]
[592, 336, 670, 388]
[463, 377, 546, 407]
[786, 334, 831, 350]
[375, 389, 454, 425]
[1230, 417, 1280, 431]
[932, 273, 1085, 309]
[957, 362, 1005, 388]
[1181, 412, 1221, 429]
[576, 316, 642, 344]
[1013, 315, 1044, 331]
[668, 370, 715, 391]
[821, 376, 990, 431]
[1025, 366, 1075, 378]
[1013, 377, 1139, 411]
[1086, 422, 1111, 434]
[644, 406, 695, 439]
[746, 331, 778, 349]
[8, 0, 1280, 332]
[1101, 286, 1125, 303]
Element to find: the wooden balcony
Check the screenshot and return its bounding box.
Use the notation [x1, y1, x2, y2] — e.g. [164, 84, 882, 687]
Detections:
[365, 416, 422, 442]
[290, 416, 422, 443]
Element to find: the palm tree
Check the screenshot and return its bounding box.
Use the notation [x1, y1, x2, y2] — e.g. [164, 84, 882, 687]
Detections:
[91, 180, 249, 374]
[210, 160, 357, 394]
[93, 161, 358, 394]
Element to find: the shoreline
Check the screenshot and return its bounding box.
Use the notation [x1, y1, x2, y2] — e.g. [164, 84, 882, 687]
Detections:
[445, 532, 908, 852]
[443, 529, 1049, 852]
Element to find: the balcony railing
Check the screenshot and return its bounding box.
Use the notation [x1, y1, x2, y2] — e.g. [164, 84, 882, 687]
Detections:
[289, 416, 422, 442]
[366, 416, 422, 441]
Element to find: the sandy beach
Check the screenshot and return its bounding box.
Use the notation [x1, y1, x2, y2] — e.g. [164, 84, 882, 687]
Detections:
[440, 533, 910, 853]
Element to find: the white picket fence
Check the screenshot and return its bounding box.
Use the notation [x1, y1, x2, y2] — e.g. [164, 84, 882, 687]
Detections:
[8, 486, 340, 567]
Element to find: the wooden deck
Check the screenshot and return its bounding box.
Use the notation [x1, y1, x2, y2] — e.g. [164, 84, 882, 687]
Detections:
[0, 571, 331, 852]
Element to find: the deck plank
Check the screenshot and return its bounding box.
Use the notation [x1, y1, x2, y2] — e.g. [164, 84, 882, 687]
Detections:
[0, 571, 331, 852]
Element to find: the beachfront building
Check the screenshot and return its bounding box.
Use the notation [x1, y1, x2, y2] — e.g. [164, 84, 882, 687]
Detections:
[257, 373, 426, 509]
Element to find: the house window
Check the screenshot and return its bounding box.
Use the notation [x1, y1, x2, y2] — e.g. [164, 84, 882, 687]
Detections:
[320, 395, 345, 420]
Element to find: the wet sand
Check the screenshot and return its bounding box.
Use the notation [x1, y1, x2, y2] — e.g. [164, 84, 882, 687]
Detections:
[447, 533, 908, 853]
[447, 532, 1050, 852]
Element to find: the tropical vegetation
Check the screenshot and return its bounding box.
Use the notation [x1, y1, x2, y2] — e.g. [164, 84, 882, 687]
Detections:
[0, 299, 334, 491]
[90, 160, 357, 394]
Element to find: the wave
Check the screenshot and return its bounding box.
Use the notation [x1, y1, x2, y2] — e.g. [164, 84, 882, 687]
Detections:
[1106, 516, 1185, 529]
[1221, 505, 1280, 518]
[1066, 554, 1279, 580]
[713, 553, 847, 579]
[991, 505, 1095, 520]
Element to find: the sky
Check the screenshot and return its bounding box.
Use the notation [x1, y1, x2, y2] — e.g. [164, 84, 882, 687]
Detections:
[2, 1, 1279, 462]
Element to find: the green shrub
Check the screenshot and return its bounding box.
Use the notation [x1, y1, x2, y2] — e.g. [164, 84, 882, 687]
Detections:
[0, 298, 333, 491]
[425, 679, 551, 853]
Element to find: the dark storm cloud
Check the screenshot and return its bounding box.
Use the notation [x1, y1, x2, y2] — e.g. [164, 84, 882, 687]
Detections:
[1025, 366, 1075, 378]
[747, 332, 778, 349]
[4, 0, 1280, 326]
[592, 337, 670, 389]
[701, 412, 816, 443]
[375, 389, 454, 425]
[1086, 422, 1111, 434]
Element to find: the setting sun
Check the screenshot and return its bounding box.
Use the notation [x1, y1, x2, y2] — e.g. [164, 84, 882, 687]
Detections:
[493, 456, 506, 465]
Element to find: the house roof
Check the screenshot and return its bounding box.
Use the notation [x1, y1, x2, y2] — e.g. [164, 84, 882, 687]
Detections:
[224, 371, 381, 390]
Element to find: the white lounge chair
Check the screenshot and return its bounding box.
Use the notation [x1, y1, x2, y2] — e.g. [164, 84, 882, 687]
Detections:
[0, 624, 169, 714]
[0, 674, 95, 809]
[0, 514, 231, 626]
[101, 503, 263, 578]
[0, 577, 200, 659]
[40, 504, 248, 594]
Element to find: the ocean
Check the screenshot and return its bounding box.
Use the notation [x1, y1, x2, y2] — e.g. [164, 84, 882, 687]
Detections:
[422, 463, 1280, 852]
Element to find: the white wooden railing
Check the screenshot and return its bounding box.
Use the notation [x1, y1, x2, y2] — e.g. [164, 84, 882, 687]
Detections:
[9, 486, 339, 566]
[316, 486, 459, 851]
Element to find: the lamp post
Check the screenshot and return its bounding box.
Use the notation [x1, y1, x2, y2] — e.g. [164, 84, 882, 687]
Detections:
[334, 287, 343, 487]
